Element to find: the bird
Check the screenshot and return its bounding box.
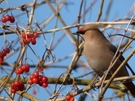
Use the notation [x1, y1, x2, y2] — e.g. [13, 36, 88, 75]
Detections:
[75, 24, 135, 97]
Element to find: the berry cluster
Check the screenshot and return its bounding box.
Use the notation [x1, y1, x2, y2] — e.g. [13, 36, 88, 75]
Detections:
[20, 32, 39, 45]
[28, 71, 48, 88]
[1, 15, 15, 23]
[66, 95, 74, 101]
[0, 48, 10, 64]
[15, 64, 30, 74]
[11, 81, 25, 93]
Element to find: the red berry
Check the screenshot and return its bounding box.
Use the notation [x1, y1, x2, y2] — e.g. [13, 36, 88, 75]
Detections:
[30, 74, 34, 80]
[11, 83, 15, 89]
[31, 38, 36, 45]
[2, 16, 7, 23]
[25, 64, 30, 72]
[28, 79, 33, 85]
[15, 67, 24, 74]
[38, 80, 43, 86]
[20, 83, 25, 91]
[38, 75, 43, 80]
[9, 16, 15, 23]
[33, 32, 39, 38]
[26, 38, 31, 44]
[66, 95, 70, 100]
[66, 95, 74, 101]
[0, 58, 4, 64]
[14, 86, 20, 91]
[69, 97, 74, 101]
[42, 83, 48, 88]
[23, 39, 29, 45]
[33, 71, 39, 78]
[24, 67, 30, 72]
[11, 88, 16, 93]
[21, 64, 30, 72]
[11, 81, 25, 93]
[22, 33, 27, 39]
[2, 50, 7, 57]
[5, 48, 10, 53]
[38, 75, 43, 86]
[5, 15, 10, 21]
[21, 65, 26, 71]
[32, 78, 38, 84]
[14, 81, 21, 87]
[42, 76, 48, 83]
[21, 39, 30, 45]
[2, 15, 10, 23]
[32, 89, 37, 95]
[27, 34, 33, 38]
[0, 52, 2, 57]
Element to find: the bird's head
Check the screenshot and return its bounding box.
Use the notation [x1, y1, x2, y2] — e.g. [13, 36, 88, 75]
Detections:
[74, 24, 99, 40]
[76, 24, 98, 34]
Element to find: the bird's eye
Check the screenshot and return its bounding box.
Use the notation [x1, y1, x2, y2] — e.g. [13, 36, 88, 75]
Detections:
[73, 31, 85, 35]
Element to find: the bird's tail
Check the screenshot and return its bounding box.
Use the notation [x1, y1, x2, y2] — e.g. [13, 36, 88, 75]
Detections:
[123, 82, 135, 97]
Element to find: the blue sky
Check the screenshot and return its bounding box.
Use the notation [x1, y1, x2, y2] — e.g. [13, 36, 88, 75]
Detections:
[0, 0, 135, 101]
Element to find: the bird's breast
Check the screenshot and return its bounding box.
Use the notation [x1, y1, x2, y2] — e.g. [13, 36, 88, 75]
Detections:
[83, 42, 114, 76]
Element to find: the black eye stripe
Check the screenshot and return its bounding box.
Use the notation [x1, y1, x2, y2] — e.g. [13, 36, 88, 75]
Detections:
[74, 28, 98, 35]
[79, 31, 85, 34]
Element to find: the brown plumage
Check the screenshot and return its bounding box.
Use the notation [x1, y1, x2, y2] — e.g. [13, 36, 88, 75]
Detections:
[76, 24, 135, 96]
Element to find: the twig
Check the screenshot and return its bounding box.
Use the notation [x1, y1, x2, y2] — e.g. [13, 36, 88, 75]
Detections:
[41, 0, 66, 29]
[28, 0, 37, 29]
[1, 21, 135, 36]
[96, 0, 104, 21]
[45, 0, 77, 45]
[78, 0, 84, 24]
[43, 75, 135, 101]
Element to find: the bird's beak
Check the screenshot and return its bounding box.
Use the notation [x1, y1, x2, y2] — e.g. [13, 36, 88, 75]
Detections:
[73, 32, 80, 35]
[73, 32, 84, 40]
[73, 27, 85, 39]
[73, 31, 82, 37]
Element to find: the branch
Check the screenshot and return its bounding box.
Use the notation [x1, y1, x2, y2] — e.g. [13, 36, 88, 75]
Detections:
[1, 21, 135, 36]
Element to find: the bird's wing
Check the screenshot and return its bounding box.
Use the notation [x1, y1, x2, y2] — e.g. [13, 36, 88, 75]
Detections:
[106, 41, 135, 75]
